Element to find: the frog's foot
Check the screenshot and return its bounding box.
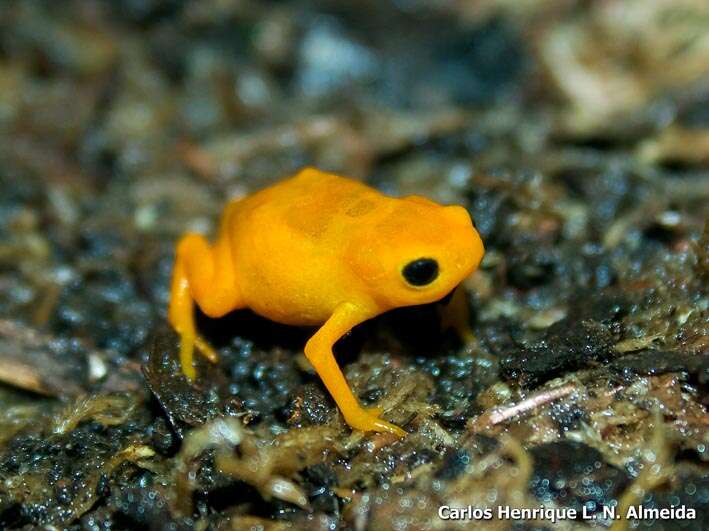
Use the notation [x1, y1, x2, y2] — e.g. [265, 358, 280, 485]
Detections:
[363, 406, 383, 417]
[194, 335, 219, 363]
[178, 333, 219, 381]
[345, 409, 407, 438]
[457, 326, 476, 345]
[179, 332, 197, 380]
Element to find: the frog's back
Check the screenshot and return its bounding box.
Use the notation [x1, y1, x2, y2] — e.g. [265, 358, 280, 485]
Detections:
[235, 168, 390, 241]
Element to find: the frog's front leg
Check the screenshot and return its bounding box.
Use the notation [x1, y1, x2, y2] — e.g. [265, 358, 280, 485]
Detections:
[439, 285, 475, 343]
[168, 233, 243, 379]
[304, 303, 407, 437]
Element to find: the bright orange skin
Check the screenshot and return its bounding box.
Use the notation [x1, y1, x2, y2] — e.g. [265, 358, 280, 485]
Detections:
[168, 167, 484, 436]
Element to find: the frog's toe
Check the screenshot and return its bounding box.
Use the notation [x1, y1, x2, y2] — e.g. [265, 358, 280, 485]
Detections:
[179, 337, 197, 381]
[182, 364, 197, 381]
[371, 417, 407, 438]
[364, 406, 383, 417]
[194, 335, 219, 363]
[346, 410, 407, 438]
[458, 327, 476, 344]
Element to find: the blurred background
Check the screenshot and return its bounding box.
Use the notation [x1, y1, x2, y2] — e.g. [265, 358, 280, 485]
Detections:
[0, 1, 708, 529]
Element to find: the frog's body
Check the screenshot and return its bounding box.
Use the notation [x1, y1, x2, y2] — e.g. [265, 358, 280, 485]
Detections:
[169, 168, 484, 436]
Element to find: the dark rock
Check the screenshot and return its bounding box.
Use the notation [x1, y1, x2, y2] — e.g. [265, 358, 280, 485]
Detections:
[636, 469, 709, 529]
[529, 441, 630, 518]
[500, 318, 620, 388]
[611, 350, 708, 378]
[142, 332, 227, 438]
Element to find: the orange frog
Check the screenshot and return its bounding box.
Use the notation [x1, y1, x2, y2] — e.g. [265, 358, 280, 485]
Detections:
[168, 168, 484, 436]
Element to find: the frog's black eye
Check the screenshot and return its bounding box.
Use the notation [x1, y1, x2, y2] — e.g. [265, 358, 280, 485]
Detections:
[402, 258, 439, 286]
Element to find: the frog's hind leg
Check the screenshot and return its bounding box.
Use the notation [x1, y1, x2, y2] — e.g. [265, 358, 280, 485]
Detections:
[168, 233, 243, 379]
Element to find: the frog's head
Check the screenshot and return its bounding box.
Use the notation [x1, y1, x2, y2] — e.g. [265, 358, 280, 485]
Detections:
[348, 196, 484, 310]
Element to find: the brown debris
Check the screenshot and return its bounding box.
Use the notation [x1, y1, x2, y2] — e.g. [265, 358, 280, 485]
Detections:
[0, 319, 109, 397]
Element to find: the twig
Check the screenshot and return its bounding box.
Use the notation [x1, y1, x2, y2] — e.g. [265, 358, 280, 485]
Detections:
[470, 383, 577, 431]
